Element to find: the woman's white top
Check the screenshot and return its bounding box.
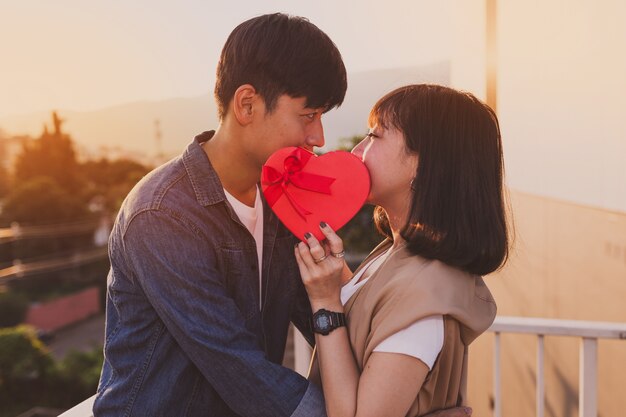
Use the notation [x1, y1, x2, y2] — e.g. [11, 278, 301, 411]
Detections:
[223, 186, 264, 310]
[340, 249, 444, 369]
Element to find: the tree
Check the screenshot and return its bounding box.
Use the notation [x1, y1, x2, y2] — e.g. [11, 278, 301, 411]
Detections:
[0, 292, 29, 328]
[336, 135, 365, 152]
[0, 132, 11, 198]
[1, 176, 87, 226]
[80, 158, 151, 211]
[0, 165, 9, 199]
[0, 325, 55, 413]
[333, 135, 382, 260]
[51, 347, 104, 404]
[0, 326, 103, 416]
[0, 176, 93, 293]
[14, 112, 84, 194]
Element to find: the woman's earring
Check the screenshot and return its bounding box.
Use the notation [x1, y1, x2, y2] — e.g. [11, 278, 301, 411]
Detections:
[410, 178, 417, 191]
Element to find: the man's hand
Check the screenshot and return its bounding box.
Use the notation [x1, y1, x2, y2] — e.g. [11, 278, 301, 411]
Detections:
[423, 407, 473, 417]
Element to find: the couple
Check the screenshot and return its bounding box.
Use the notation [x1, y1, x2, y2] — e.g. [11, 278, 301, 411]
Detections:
[94, 13, 508, 417]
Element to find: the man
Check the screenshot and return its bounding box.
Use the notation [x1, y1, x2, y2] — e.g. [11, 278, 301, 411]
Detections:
[94, 13, 343, 416]
[94, 13, 474, 417]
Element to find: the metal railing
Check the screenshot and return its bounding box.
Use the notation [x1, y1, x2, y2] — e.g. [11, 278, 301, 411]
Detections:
[0, 247, 108, 282]
[57, 316, 626, 417]
[489, 316, 626, 417]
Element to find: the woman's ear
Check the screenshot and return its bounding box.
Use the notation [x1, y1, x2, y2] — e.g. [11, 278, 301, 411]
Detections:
[231, 84, 258, 125]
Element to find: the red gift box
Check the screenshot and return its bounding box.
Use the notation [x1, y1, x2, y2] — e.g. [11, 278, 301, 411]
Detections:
[261, 147, 370, 241]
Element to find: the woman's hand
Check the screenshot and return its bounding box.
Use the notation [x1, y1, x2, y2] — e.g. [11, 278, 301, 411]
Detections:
[294, 222, 346, 309]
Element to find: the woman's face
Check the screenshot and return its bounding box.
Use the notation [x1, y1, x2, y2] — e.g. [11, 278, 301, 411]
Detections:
[351, 124, 418, 208]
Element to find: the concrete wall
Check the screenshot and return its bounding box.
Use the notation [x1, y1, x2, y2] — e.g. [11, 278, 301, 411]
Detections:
[450, 0, 626, 213]
[468, 191, 626, 417]
[448, 2, 626, 416]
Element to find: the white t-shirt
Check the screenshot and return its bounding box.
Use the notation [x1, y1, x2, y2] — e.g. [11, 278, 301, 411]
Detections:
[223, 186, 264, 310]
[341, 250, 444, 369]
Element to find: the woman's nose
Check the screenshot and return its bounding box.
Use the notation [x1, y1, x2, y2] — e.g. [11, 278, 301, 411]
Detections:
[351, 139, 366, 158]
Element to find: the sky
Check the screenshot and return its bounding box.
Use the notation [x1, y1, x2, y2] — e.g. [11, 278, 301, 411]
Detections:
[3, 1, 624, 212]
[0, 0, 454, 118]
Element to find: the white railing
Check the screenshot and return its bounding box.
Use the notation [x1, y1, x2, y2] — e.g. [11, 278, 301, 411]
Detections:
[489, 316, 626, 417]
[59, 316, 626, 417]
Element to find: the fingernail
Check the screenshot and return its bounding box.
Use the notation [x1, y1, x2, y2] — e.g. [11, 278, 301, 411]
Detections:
[319, 221, 328, 228]
[464, 407, 472, 415]
[304, 232, 312, 239]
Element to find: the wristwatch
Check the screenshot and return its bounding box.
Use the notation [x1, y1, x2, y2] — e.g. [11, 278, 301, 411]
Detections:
[311, 309, 346, 335]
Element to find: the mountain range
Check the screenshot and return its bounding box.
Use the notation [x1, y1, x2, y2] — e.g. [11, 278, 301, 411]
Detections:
[0, 62, 449, 160]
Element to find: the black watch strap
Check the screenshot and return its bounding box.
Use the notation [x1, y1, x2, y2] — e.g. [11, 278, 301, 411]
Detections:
[311, 308, 346, 335]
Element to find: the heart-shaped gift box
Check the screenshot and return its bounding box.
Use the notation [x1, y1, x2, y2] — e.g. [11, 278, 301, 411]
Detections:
[261, 147, 370, 241]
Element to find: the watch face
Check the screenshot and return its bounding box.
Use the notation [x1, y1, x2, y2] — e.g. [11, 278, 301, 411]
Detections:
[316, 315, 330, 329]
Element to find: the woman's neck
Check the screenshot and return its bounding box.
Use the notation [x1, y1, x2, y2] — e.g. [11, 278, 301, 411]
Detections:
[384, 206, 408, 250]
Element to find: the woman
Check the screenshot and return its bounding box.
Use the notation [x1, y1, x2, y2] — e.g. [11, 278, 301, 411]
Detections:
[295, 84, 509, 417]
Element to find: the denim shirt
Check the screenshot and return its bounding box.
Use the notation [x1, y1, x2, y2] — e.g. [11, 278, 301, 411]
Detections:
[94, 132, 325, 417]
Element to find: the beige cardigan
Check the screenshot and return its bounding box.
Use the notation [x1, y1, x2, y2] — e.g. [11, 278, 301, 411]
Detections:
[311, 239, 497, 416]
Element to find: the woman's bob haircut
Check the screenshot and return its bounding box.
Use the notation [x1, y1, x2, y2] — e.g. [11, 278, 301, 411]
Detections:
[371, 84, 509, 276]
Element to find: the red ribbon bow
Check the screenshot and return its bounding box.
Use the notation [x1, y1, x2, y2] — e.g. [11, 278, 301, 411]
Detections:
[262, 148, 335, 219]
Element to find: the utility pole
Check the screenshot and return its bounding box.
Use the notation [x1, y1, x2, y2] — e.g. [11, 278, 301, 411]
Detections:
[486, 0, 497, 113]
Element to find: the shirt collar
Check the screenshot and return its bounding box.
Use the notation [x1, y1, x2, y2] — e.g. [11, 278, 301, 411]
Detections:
[182, 130, 226, 206]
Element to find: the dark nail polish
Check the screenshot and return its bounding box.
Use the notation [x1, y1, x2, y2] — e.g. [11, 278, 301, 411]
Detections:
[319, 221, 328, 228]
[304, 232, 312, 239]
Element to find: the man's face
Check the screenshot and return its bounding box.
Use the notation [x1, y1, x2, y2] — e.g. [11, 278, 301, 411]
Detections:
[252, 95, 326, 165]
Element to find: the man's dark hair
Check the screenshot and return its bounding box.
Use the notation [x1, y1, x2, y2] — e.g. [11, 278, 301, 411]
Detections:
[371, 84, 510, 276]
[214, 13, 347, 119]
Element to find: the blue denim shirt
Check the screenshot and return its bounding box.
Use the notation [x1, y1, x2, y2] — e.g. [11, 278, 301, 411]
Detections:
[94, 132, 325, 417]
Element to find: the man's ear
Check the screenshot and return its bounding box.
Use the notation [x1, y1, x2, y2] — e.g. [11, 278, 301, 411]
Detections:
[232, 84, 258, 125]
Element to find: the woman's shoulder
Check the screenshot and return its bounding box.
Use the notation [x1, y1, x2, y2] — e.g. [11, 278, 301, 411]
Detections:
[373, 248, 497, 333]
[358, 242, 495, 309]
[383, 247, 476, 288]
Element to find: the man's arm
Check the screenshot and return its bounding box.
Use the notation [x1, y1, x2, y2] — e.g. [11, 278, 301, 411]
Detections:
[290, 276, 315, 347]
[122, 210, 325, 417]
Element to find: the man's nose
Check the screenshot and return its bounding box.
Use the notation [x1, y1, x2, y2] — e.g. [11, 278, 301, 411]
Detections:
[305, 118, 325, 149]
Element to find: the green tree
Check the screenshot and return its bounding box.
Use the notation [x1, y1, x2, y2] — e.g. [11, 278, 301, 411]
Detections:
[0, 176, 93, 294]
[0, 326, 104, 416]
[333, 135, 382, 260]
[0, 176, 87, 226]
[337, 205, 381, 258]
[0, 325, 54, 414]
[0, 165, 9, 199]
[80, 158, 151, 211]
[14, 112, 84, 194]
[50, 347, 104, 405]
[81, 158, 149, 187]
[0, 292, 29, 328]
[336, 134, 365, 152]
